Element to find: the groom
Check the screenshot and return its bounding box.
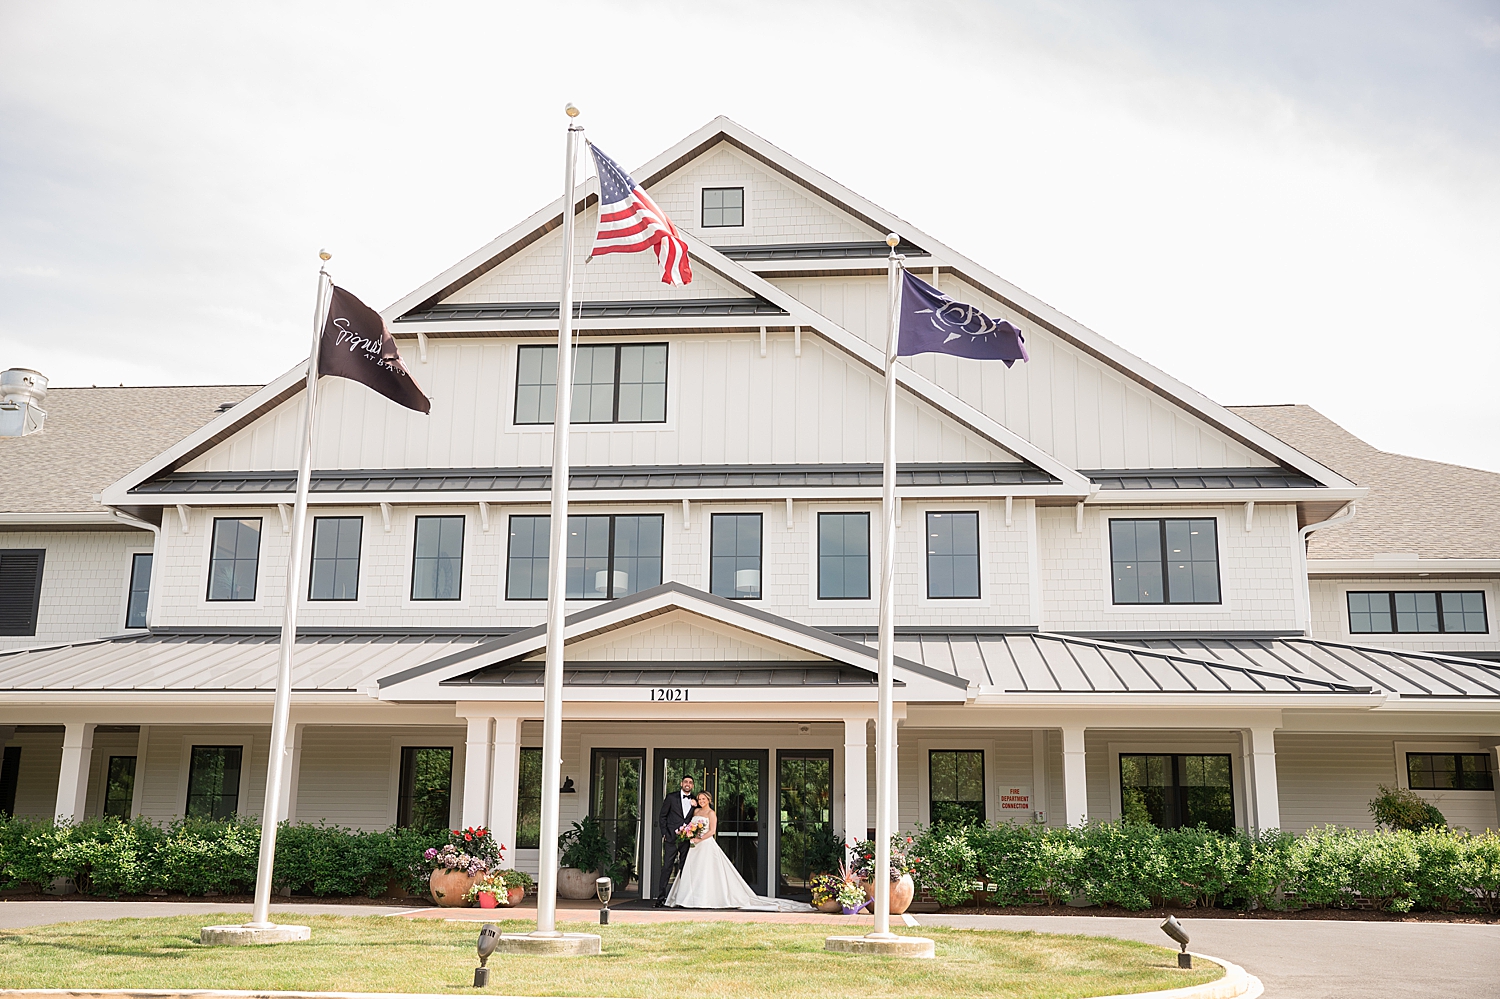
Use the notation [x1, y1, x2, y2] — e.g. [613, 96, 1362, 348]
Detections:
[654, 774, 698, 906]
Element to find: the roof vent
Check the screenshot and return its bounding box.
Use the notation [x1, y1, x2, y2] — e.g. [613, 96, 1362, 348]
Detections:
[0, 368, 47, 438]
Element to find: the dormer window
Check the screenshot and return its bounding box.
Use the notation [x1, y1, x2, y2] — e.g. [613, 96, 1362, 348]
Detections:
[701, 187, 744, 227]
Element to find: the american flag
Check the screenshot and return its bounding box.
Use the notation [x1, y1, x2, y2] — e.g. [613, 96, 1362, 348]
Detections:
[588, 142, 693, 286]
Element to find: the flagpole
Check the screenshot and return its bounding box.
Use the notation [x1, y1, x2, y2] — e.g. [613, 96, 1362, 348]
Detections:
[870, 232, 904, 941]
[534, 105, 583, 938]
[246, 252, 332, 930]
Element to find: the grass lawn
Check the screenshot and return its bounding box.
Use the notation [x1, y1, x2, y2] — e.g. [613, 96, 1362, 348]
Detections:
[0, 915, 1218, 999]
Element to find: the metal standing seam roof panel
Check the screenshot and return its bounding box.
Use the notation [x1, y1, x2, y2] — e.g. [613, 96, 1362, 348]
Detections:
[714, 240, 927, 260]
[394, 298, 788, 322]
[1084, 469, 1323, 490]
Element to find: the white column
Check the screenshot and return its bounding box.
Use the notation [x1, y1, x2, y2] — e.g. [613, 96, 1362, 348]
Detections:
[1061, 726, 1087, 827]
[129, 725, 149, 819]
[843, 717, 868, 849]
[489, 717, 522, 855]
[55, 722, 96, 822]
[1031, 730, 1048, 825]
[1244, 726, 1281, 832]
[278, 724, 306, 825]
[461, 716, 493, 830]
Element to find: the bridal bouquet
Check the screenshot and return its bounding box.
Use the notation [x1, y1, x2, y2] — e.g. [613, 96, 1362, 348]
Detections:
[675, 817, 709, 843]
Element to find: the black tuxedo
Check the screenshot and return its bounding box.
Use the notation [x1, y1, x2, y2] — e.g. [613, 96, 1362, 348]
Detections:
[655, 789, 699, 900]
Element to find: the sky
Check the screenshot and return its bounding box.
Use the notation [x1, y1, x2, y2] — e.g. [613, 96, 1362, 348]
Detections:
[2, 0, 1498, 470]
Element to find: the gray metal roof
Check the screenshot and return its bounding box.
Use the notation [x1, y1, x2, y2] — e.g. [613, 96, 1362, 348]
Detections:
[395, 298, 785, 323]
[444, 661, 883, 687]
[1083, 468, 1321, 490]
[131, 462, 1057, 496]
[715, 241, 926, 260]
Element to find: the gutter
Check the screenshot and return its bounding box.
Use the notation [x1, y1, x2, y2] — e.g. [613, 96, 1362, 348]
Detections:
[1297, 502, 1358, 633]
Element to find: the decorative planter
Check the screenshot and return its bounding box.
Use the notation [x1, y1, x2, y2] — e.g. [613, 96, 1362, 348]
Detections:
[429, 868, 479, 907]
[840, 902, 864, 915]
[857, 874, 915, 915]
[478, 890, 499, 909]
[557, 867, 602, 900]
[815, 898, 842, 913]
[507, 885, 526, 906]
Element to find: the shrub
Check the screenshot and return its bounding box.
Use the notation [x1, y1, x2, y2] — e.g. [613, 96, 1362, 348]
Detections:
[1369, 784, 1445, 831]
[912, 828, 979, 906]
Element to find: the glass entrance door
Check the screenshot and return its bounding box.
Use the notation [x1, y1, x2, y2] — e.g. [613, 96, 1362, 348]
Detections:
[654, 750, 768, 895]
[776, 751, 838, 900]
[591, 749, 645, 896]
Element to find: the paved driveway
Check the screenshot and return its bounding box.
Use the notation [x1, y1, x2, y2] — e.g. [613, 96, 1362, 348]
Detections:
[916, 913, 1500, 999]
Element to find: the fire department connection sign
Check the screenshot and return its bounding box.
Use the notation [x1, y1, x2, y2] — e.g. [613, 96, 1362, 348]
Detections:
[999, 785, 1031, 813]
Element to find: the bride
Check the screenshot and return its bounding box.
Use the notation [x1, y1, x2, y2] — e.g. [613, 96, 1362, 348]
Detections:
[664, 791, 810, 911]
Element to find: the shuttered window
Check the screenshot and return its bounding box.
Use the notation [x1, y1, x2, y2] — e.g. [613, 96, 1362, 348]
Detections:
[0, 549, 45, 636]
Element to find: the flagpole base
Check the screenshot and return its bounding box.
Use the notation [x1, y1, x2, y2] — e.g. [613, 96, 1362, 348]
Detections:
[200, 924, 310, 946]
[825, 934, 934, 958]
[497, 932, 601, 956]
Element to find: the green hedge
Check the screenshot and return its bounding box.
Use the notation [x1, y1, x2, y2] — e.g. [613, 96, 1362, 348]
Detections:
[0, 815, 446, 898]
[912, 822, 1500, 914]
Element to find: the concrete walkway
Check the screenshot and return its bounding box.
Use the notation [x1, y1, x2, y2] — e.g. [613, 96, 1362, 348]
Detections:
[2, 901, 1497, 999]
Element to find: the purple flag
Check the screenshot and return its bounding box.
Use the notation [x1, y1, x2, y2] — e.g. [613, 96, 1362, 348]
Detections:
[896, 271, 1028, 367]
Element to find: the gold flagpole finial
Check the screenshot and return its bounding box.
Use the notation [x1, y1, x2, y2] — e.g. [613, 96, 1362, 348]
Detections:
[885, 233, 900, 248]
[318, 249, 331, 261]
[565, 103, 580, 118]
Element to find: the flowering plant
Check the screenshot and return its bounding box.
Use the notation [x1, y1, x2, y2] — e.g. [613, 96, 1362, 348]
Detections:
[809, 872, 845, 906]
[836, 880, 868, 909]
[463, 872, 514, 905]
[847, 835, 921, 882]
[675, 817, 708, 843]
[423, 826, 505, 877]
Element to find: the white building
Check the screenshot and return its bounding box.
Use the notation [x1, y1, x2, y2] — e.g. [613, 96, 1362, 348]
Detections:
[3, 118, 1497, 899]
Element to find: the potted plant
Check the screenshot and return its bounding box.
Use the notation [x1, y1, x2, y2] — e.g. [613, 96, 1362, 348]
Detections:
[809, 872, 844, 914]
[424, 826, 503, 907]
[848, 835, 921, 915]
[466, 872, 509, 909]
[556, 816, 610, 900]
[500, 868, 535, 906]
[837, 880, 868, 916]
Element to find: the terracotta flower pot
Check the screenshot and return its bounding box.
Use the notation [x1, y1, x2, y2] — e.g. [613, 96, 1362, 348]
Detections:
[429, 868, 478, 907]
[815, 898, 843, 913]
[857, 874, 915, 915]
[506, 885, 526, 906]
[557, 867, 601, 900]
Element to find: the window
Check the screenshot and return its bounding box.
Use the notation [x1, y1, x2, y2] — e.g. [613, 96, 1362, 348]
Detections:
[412, 516, 464, 600]
[929, 750, 985, 826]
[506, 514, 663, 600]
[818, 512, 870, 600]
[309, 517, 362, 601]
[186, 745, 243, 819]
[207, 519, 261, 601]
[1110, 518, 1220, 604]
[1120, 754, 1234, 832]
[397, 746, 453, 830]
[0, 548, 46, 636]
[103, 756, 136, 818]
[1407, 753, 1494, 791]
[0, 746, 19, 816]
[711, 513, 762, 599]
[514, 343, 668, 425]
[1348, 591, 1488, 634]
[927, 511, 980, 598]
[701, 187, 744, 227]
[125, 553, 152, 628]
[516, 747, 542, 849]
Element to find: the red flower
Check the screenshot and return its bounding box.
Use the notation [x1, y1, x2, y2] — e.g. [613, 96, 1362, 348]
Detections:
[464, 833, 473, 841]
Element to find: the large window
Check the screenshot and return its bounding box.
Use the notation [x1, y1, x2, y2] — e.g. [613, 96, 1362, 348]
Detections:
[0, 548, 46, 636]
[1348, 591, 1488, 634]
[207, 518, 261, 601]
[929, 750, 985, 826]
[927, 511, 980, 599]
[186, 745, 243, 819]
[514, 343, 668, 425]
[0, 746, 20, 816]
[516, 747, 542, 849]
[103, 756, 136, 818]
[309, 517, 363, 601]
[711, 513, 762, 599]
[506, 514, 664, 600]
[777, 751, 838, 899]
[817, 512, 870, 600]
[412, 516, 464, 600]
[1120, 754, 1234, 832]
[1407, 753, 1494, 791]
[125, 553, 152, 629]
[1110, 518, 1220, 605]
[701, 187, 744, 227]
[591, 749, 645, 889]
[397, 746, 453, 830]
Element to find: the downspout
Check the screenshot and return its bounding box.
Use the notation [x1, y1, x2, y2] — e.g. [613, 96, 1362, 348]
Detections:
[1297, 502, 1357, 634]
[111, 509, 161, 630]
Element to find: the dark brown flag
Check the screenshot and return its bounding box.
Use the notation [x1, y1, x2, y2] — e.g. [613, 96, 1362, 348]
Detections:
[318, 286, 431, 414]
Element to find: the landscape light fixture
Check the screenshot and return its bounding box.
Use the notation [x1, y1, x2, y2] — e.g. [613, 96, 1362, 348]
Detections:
[474, 922, 499, 987]
[596, 876, 613, 925]
[1159, 914, 1191, 969]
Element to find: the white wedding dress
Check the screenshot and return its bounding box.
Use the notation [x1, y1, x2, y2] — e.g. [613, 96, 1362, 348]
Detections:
[665, 815, 810, 911]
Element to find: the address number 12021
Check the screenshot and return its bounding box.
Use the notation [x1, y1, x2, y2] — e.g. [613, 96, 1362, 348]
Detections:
[650, 688, 690, 701]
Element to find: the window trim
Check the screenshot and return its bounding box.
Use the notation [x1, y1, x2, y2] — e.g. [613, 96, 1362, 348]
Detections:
[925, 510, 982, 600]
[102, 755, 137, 819]
[183, 743, 246, 820]
[513, 342, 670, 426]
[124, 551, 153, 630]
[205, 517, 262, 602]
[395, 745, 455, 830]
[410, 514, 466, 602]
[1108, 517, 1222, 606]
[504, 512, 666, 602]
[700, 186, 746, 228]
[927, 748, 987, 826]
[1395, 741, 1499, 795]
[710, 512, 764, 601]
[308, 515, 364, 602]
[1346, 590, 1490, 635]
[816, 510, 872, 601]
[516, 746, 543, 850]
[1106, 740, 1246, 830]
[0, 548, 47, 637]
